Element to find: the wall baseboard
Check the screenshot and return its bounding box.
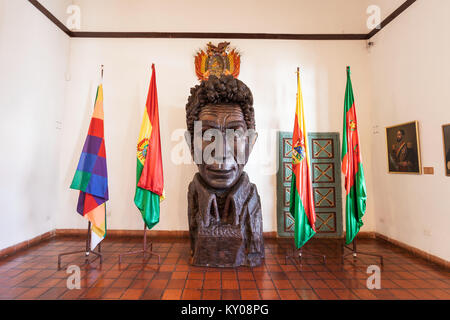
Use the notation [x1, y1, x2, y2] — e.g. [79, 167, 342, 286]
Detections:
[55, 229, 279, 239]
[1, 229, 448, 269]
[375, 232, 449, 270]
[0, 230, 55, 259]
[55, 229, 190, 238]
[354, 231, 377, 239]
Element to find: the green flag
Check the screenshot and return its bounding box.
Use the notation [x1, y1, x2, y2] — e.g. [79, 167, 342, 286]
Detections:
[341, 67, 367, 245]
[289, 69, 316, 249]
[134, 65, 164, 230]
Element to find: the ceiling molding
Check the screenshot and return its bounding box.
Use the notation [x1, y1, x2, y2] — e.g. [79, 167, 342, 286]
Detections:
[29, 0, 71, 36]
[29, 0, 416, 41]
[70, 32, 368, 40]
[367, 0, 417, 39]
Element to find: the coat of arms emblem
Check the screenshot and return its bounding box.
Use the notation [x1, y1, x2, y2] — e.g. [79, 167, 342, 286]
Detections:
[292, 141, 306, 165]
[194, 42, 241, 81]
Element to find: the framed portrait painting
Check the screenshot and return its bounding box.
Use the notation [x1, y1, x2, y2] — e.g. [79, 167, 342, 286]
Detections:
[386, 121, 421, 174]
[443, 124, 450, 176]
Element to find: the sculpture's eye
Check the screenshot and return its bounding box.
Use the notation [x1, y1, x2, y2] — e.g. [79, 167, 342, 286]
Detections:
[229, 124, 244, 131]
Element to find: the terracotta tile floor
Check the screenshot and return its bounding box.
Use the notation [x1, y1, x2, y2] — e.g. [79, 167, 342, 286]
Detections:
[0, 237, 448, 300]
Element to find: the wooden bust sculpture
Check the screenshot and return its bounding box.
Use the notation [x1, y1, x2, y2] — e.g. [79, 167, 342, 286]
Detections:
[185, 75, 264, 267]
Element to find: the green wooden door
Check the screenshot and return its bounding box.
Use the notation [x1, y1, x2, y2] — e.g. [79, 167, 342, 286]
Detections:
[277, 132, 343, 238]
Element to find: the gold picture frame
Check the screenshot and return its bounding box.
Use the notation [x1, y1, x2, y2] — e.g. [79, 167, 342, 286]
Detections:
[385, 121, 422, 174]
[442, 123, 450, 176]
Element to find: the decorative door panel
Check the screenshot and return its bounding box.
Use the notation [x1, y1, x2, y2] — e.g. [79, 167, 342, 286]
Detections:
[313, 187, 336, 208]
[312, 163, 335, 183]
[277, 132, 343, 238]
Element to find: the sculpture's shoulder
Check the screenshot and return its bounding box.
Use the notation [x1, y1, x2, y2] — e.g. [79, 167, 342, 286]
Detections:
[188, 178, 195, 194]
[248, 180, 259, 196]
[187, 174, 201, 213]
[241, 174, 261, 214]
[188, 173, 201, 196]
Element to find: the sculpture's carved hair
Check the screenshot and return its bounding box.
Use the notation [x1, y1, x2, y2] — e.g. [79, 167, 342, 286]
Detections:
[186, 75, 255, 140]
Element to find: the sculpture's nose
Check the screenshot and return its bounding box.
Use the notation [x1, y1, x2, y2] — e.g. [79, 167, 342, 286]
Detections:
[218, 131, 234, 167]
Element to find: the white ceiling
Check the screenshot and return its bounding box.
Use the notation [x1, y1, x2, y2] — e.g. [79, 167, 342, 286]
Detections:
[38, 0, 407, 34]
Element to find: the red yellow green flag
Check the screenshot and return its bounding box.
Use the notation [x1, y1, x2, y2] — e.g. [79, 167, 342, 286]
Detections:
[341, 66, 367, 245]
[289, 69, 316, 249]
[134, 64, 164, 230]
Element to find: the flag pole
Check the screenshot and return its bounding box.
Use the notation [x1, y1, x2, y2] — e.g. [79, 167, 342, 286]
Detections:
[57, 221, 102, 269]
[57, 67, 106, 270]
[285, 67, 326, 267]
[118, 64, 162, 267]
[340, 65, 383, 267]
[85, 221, 102, 258]
[342, 237, 383, 266]
[118, 223, 161, 266]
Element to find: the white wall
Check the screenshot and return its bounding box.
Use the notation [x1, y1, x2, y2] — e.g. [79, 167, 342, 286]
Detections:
[57, 38, 376, 235]
[71, 0, 403, 34]
[0, 0, 70, 250]
[368, 0, 450, 261]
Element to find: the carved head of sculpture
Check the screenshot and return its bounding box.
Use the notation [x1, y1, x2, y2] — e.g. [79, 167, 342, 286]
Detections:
[185, 75, 257, 190]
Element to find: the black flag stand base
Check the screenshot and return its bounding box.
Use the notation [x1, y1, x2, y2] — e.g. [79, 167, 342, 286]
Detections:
[118, 223, 161, 266]
[342, 238, 383, 266]
[57, 222, 102, 270]
[285, 243, 326, 266]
